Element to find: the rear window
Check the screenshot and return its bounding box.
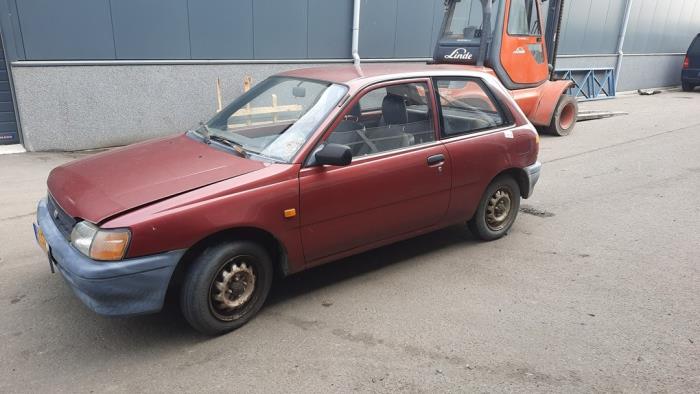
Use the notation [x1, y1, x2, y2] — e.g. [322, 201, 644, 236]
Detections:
[689, 36, 700, 54]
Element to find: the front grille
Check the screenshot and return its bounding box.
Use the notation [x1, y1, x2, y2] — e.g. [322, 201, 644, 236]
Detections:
[47, 194, 77, 240]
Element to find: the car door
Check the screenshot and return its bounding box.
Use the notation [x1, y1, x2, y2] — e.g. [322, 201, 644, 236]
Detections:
[433, 76, 521, 221]
[299, 79, 451, 263]
[500, 0, 549, 86]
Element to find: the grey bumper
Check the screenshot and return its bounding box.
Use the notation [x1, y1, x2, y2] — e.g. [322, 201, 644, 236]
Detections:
[35, 198, 185, 316]
[522, 161, 542, 199]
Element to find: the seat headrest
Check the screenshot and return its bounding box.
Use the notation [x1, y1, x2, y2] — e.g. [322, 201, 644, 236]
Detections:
[382, 94, 407, 125]
[347, 102, 361, 119]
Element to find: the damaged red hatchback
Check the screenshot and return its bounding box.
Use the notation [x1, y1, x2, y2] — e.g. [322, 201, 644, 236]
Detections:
[34, 64, 541, 335]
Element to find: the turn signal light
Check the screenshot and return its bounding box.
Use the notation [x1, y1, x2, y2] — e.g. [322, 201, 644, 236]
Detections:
[90, 230, 131, 260]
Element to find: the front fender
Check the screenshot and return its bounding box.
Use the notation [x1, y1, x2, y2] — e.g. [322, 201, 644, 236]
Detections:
[529, 80, 573, 126]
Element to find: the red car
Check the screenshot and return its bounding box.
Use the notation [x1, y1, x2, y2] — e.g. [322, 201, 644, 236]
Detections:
[33, 64, 541, 335]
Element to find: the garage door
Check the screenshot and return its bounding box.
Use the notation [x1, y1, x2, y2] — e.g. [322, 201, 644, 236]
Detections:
[0, 34, 18, 145]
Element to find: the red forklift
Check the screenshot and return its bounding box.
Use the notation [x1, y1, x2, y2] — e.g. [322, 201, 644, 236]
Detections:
[433, 0, 577, 136]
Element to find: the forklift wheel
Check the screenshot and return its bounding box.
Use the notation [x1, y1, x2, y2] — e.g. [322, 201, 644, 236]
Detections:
[544, 95, 578, 137]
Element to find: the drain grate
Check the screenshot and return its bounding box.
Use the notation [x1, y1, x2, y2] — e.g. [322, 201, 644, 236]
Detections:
[519, 205, 555, 217]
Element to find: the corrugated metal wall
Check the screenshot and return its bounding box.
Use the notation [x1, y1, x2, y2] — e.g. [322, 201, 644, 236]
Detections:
[2, 0, 699, 62]
[4, 0, 439, 61]
[623, 0, 700, 53]
[0, 33, 18, 144]
[559, 0, 700, 55]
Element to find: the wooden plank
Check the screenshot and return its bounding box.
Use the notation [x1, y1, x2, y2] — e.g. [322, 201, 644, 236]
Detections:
[233, 104, 302, 117]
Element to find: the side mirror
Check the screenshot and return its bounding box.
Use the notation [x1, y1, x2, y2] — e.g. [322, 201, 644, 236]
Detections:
[315, 144, 352, 166]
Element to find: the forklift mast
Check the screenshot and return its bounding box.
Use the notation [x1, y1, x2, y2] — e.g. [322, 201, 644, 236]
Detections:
[543, 0, 565, 76]
[433, 0, 565, 89]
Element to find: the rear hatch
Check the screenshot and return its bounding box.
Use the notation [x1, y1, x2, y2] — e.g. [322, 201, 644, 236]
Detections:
[684, 34, 700, 77]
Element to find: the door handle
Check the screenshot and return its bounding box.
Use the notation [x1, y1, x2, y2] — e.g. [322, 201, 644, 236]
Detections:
[427, 154, 445, 166]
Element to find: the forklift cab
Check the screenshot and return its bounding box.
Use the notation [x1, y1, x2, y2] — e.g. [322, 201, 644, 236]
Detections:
[433, 0, 550, 90]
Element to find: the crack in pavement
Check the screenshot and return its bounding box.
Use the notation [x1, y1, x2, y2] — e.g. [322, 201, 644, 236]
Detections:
[0, 212, 35, 222]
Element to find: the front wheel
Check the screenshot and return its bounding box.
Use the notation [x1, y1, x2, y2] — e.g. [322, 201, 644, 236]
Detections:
[468, 176, 521, 241]
[180, 240, 273, 335]
[544, 95, 578, 137]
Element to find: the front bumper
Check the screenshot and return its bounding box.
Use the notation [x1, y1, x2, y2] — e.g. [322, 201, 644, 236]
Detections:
[522, 161, 542, 199]
[35, 198, 185, 316]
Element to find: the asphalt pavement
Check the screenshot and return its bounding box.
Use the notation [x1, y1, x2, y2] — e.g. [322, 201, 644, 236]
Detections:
[0, 90, 699, 393]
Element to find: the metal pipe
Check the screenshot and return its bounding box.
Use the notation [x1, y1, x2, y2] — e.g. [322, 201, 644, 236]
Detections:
[352, 0, 362, 66]
[478, 0, 493, 67]
[614, 0, 634, 91]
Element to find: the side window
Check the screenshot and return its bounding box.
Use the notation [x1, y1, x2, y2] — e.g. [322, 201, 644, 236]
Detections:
[326, 82, 435, 157]
[435, 78, 507, 137]
[508, 0, 541, 36]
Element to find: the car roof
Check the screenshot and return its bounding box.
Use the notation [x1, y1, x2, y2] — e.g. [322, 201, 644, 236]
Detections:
[278, 63, 497, 87]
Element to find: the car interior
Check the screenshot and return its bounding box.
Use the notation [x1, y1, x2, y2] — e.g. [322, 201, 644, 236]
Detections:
[327, 83, 435, 157]
[327, 80, 507, 157]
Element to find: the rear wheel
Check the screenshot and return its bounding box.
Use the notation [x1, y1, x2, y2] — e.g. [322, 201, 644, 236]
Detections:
[468, 176, 521, 241]
[544, 95, 578, 136]
[682, 81, 695, 92]
[180, 240, 273, 335]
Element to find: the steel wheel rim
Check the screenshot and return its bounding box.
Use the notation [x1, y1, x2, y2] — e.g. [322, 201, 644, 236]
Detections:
[209, 255, 257, 321]
[486, 187, 513, 231]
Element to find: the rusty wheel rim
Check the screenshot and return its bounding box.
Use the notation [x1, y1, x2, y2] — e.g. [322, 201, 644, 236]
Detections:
[486, 187, 513, 231]
[209, 255, 257, 321]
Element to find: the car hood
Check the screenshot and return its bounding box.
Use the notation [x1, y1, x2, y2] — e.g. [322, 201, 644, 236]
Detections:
[47, 133, 266, 223]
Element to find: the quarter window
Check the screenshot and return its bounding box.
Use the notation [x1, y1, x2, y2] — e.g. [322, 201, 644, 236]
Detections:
[435, 78, 507, 137]
[325, 82, 435, 157]
[508, 0, 541, 36]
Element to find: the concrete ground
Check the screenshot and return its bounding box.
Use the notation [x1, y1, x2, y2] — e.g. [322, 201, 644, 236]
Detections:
[0, 90, 699, 393]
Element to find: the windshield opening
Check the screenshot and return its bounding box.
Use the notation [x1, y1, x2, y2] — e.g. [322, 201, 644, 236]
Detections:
[204, 77, 347, 163]
[441, 0, 499, 44]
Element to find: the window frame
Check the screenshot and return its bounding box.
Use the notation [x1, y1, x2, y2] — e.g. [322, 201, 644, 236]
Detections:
[304, 77, 442, 167]
[432, 76, 514, 139]
[506, 0, 542, 38]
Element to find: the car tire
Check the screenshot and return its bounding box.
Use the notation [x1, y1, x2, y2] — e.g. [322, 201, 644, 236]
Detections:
[681, 81, 694, 92]
[180, 240, 273, 335]
[468, 176, 521, 241]
[544, 95, 578, 137]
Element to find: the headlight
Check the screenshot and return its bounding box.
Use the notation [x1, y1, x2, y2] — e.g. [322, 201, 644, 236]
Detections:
[70, 221, 131, 261]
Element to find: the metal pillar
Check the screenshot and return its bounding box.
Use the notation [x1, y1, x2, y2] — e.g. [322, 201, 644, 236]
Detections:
[614, 0, 634, 91]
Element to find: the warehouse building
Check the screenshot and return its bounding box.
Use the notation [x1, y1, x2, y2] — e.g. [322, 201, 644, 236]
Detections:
[0, 0, 698, 151]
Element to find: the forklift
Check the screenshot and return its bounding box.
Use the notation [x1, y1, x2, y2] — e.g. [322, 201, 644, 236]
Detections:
[433, 0, 577, 136]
